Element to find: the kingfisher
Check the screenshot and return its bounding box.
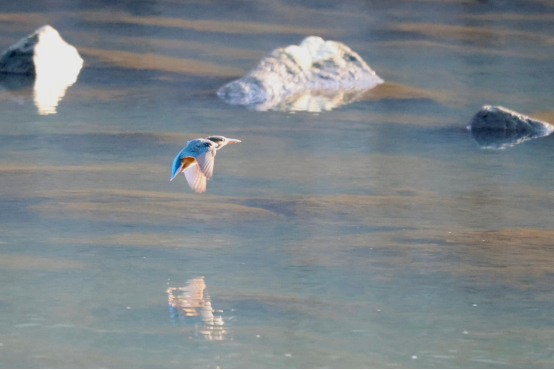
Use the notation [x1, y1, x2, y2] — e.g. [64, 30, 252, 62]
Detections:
[170, 135, 241, 193]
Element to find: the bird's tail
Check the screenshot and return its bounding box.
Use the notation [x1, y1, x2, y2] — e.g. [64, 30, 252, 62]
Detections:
[171, 156, 197, 181]
[170, 156, 184, 181]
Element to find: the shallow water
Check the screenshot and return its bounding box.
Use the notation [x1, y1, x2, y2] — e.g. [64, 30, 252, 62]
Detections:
[1, 0, 554, 368]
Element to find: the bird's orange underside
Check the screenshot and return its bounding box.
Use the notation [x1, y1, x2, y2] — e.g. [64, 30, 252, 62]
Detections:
[181, 156, 197, 171]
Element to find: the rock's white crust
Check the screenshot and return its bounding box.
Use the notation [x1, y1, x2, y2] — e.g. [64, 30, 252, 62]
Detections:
[217, 36, 383, 112]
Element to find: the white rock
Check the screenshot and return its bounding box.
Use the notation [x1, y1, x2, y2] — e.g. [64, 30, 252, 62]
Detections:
[217, 36, 383, 112]
[0, 25, 83, 75]
[0, 25, 83, 115]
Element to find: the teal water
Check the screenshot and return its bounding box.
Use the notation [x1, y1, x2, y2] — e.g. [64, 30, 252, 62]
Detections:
[1, 0, 554, 368]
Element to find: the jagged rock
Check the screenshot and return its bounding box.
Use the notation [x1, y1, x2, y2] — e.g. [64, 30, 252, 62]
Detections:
[0, 25, 83, 75]
[468, 105, 554, 149]
[0, 25, 84, 115]
[217, 36, 383, 112]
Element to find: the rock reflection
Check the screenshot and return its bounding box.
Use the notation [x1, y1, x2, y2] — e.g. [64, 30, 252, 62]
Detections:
[33, 62, 81, 115]
[246, 87, 368, 112]
[470, 129, 553, 150]
[167, 276, 226, 340]
[0, 57, 81, 115]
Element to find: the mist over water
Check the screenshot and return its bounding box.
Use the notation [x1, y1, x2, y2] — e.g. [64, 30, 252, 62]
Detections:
[1, 0, 554, 368]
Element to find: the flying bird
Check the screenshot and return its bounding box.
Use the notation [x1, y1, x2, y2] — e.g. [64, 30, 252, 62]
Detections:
[170, 135, 241, 193]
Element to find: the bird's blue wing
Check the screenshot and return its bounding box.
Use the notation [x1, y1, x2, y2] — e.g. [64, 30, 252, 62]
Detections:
[170, 139, 207, 181]
[170, 138, 216, 183]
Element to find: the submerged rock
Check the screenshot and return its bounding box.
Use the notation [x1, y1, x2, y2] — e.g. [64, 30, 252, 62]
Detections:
[217, 36, 383, 112]
[468, 105, 554, 149]
[0, 25, 83, 115]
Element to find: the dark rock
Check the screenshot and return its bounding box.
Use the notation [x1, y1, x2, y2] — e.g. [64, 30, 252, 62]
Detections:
[468, 105, 553, 149]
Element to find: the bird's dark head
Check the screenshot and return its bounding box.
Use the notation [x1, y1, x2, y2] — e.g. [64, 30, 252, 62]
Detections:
[205, 135, 241, 149]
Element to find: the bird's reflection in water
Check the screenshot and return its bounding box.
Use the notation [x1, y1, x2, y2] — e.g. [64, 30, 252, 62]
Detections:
[167, 276, 226, 340]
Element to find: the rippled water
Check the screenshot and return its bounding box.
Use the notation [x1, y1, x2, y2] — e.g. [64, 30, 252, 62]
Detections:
[1, 0, 554, 368]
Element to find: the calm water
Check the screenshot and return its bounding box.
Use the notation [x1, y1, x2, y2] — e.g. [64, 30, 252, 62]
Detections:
[1, 0, 554, 368]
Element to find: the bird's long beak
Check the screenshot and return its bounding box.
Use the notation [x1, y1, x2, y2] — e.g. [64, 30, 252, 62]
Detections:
[226, 138, 241, 144]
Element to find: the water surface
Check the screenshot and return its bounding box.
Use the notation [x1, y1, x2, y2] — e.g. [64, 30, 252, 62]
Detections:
[1, 0, 554, 368]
